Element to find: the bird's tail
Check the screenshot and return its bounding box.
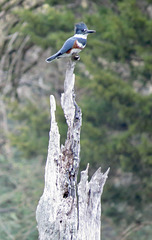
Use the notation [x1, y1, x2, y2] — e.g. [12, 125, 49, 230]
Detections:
[45, 52, 60, 63]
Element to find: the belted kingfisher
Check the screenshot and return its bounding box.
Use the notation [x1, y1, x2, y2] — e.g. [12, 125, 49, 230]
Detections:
[46, 22, 95, 63]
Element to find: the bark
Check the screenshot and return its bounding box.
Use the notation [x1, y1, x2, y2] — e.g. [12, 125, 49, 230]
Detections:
[36, 60, 109, 240]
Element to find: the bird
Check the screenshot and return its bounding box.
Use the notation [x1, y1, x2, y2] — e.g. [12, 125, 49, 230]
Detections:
[46, 22, 95, 63]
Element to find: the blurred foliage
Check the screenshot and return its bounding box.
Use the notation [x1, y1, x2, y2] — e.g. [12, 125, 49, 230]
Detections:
[6, 99, 67, 158]
[8, 100, 50, 158]
[0, 154, 43, 240]
[1, 0, 152, 239]
[12, 7, 75, 48]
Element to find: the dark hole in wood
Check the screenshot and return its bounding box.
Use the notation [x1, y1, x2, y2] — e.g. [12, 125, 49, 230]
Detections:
[63, 191, 69, 198]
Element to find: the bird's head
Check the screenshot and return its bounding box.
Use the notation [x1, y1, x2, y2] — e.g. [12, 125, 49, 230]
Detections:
[74, 22, 96, 35]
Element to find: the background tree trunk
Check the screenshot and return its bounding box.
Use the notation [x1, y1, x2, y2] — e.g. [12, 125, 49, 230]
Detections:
[36, 60, 109, 240]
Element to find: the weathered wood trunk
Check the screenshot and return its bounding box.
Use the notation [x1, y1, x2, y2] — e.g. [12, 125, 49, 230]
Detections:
[36, 60, 109, 240]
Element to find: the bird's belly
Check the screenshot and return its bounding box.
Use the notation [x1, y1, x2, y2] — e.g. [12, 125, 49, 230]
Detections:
[59, 48, 81, 58]
[70, 48, 81, 55]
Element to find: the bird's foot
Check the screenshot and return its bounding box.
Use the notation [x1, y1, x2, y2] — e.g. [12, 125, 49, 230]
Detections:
[71, 54, 80, 61]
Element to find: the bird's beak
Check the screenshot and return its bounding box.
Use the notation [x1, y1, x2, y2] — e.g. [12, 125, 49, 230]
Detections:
[86, 29, 96, 34]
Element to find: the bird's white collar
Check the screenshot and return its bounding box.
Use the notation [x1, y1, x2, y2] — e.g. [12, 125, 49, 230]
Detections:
[74, 34, 87, 39]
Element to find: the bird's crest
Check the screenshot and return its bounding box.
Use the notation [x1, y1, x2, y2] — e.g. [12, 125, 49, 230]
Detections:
[74, 22, 88, 34]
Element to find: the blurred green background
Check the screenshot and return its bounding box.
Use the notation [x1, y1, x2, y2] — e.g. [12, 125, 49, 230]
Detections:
[0, 0, 152, 239]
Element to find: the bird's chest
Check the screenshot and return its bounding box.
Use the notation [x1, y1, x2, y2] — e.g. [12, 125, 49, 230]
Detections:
[69, 40, 85, 55]
[74, 39, 86, 49]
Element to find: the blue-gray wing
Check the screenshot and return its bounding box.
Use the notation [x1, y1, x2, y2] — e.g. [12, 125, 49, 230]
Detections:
[59, 37, 76, 54]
